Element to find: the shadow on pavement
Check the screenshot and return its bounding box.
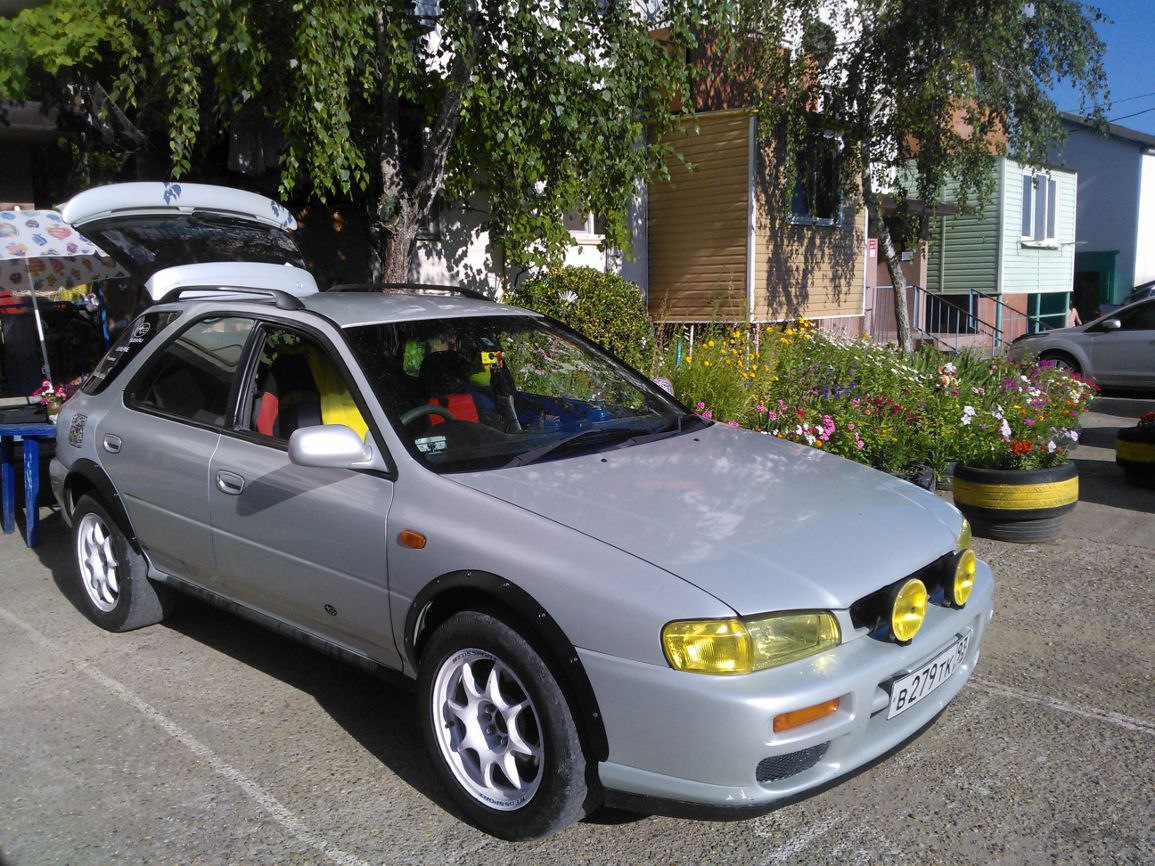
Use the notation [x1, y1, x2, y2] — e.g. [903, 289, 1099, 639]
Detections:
[29, 510, 645, 833]
[28, 513, 461, 826]
[1073, 457, 1155, 514]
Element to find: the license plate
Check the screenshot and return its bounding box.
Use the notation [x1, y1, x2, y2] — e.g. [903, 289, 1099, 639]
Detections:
[887, 631, 972, 719]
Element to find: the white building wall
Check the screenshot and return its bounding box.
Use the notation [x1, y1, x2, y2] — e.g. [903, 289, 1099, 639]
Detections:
[1135, 152, 1155, 287]
[410, 195, 643, 298]
[1053, 128, 1143, 297]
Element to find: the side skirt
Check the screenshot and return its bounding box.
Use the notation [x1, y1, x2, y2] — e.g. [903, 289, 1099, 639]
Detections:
[150, 569, 414, 692]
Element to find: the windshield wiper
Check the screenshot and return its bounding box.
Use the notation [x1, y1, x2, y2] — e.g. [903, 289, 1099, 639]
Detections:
[505, 427, 652, 468]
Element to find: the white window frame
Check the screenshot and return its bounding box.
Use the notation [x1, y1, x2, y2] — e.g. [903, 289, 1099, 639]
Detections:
[1020, 172, 1058, 246]
[563, 211, 604, 242]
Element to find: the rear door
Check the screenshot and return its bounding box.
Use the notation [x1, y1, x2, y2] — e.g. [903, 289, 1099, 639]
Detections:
[207, 320, 400, 668]
[100, 314, 256, 583]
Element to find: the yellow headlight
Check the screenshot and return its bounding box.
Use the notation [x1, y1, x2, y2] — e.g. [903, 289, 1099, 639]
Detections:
[956, 517, 973, 552]
[662, 612, 840, 675]
[952, 548, 976, 606]
[746, 611, 841, 670]
[662, 619, 752, 674]
[890, 578, 928, 643]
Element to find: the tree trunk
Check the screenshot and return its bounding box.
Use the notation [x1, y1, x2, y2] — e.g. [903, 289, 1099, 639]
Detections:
[369, 9, 476, 285]
[863, 173, 914, 354]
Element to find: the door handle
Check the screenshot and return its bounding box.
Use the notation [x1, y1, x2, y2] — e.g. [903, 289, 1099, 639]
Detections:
[102, 434, 122, 454]
[216, 470, 246, 495]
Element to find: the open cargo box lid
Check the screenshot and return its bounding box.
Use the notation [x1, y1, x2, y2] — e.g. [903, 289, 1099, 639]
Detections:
[59, 182, 317, 299]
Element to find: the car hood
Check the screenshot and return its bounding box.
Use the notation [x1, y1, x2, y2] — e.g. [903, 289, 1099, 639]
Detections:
[451, 424, 962, 614]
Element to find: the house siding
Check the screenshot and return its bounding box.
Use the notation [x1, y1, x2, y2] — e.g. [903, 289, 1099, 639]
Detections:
[926, 176, 1000, 294]
[648, 112, 751, 321]
[751, 134, 865, 321]
[998, 159, 1077, 294]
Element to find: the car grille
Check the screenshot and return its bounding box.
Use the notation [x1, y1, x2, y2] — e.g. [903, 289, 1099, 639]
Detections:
[756, 742, 829, 783]
[849, 552, 956, 639]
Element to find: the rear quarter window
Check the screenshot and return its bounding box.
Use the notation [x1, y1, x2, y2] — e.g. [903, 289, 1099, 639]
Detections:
[81, 311, 181, 396]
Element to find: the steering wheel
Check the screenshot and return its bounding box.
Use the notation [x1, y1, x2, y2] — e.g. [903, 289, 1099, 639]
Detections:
[400, 404, 456, 425]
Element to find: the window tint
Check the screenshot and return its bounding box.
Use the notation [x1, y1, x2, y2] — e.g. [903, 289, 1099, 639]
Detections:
[1118, 300, 1155, 331]
[245, 327, 368, 441]
[128, 317, 254, 426]
[81, 311, 181, 396]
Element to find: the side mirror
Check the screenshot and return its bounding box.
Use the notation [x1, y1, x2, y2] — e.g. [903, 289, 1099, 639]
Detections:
[1100, 318, 1122, 332]
[288, 424, 373, 469]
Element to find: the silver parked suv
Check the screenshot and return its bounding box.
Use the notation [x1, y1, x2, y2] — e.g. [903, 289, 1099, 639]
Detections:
[52, 183, 992, 839]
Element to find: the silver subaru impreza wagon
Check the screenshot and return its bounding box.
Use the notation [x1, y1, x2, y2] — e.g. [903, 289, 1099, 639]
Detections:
[51, 183, 992, 840]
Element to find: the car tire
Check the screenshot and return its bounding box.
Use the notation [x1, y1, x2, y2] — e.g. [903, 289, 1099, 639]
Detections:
[1039, 351, 1081, 375]
[71, 494, 175, 632]
[417, 610, 595, 839]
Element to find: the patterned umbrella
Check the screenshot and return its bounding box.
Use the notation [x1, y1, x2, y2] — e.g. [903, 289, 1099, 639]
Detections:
[0, 209, 127, 383]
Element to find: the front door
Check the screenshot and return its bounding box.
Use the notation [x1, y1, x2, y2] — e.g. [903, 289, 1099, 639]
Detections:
[207, 323, 399, 668]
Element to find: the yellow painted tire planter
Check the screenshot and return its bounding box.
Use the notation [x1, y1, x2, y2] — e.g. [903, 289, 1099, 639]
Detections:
[1115, 427, 1155, 488]
[951, 462, 1078, 543]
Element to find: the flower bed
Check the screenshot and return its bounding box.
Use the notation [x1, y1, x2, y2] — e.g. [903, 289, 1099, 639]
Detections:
[653, 321, 1097, 479]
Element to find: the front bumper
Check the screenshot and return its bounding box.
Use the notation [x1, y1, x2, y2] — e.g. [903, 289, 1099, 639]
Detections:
[582, 560, 994, 811]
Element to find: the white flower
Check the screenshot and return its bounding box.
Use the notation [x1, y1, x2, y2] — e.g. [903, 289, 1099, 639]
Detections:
[559, 290, 578, 305]
[1000, 419, 1012, 440]
[1047, 441, 1058, 453]
[1069, 430, 1079, 442]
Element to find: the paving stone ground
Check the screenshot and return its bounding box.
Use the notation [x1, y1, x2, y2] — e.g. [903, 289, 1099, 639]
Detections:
[1, 395, 1152, 865]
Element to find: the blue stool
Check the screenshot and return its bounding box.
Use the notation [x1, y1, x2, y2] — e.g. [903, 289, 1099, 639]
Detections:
[1, 422, 58, 548]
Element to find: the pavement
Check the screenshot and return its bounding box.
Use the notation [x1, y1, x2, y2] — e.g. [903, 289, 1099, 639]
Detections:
[1, 395, 1152, 865]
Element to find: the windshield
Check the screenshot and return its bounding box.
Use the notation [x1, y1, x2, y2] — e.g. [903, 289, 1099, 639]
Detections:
[345, 315, 697, 472]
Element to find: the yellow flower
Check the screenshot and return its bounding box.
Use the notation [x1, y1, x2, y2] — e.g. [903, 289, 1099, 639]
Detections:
[704, 360, 711, 366]
[708, 340, 715, 347]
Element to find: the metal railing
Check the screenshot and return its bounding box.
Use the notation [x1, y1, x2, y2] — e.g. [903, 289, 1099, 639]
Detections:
[866, 285, 1066, 353]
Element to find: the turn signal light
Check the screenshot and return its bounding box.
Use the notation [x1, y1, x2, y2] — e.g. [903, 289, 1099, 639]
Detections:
[398, 529, 427, 549]
[773, 698, 840, 733]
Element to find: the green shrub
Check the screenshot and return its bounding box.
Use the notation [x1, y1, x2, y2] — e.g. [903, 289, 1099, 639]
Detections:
[507, 267, 651, 371]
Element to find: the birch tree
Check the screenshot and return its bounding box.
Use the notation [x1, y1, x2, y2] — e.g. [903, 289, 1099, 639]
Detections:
[731, 0, 1109, 351]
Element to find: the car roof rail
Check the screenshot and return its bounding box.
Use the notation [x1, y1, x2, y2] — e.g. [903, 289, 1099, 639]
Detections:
[158, 286, 306, 311]
[327, 282, 493, 302]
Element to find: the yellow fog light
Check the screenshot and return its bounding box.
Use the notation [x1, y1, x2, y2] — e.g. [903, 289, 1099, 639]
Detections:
[890, 578, 928, 643]
[952, 548, 976, 606]
[662, 619, 752, 674]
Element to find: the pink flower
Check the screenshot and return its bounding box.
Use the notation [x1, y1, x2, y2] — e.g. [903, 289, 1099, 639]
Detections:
[727, 420, 739, 427]
[856, 440, 865, 450]
[702, 410, 713, 419]
[767, 411, 777, 421]
[696, 401, 706, 410]
[755, 404, 768, 413]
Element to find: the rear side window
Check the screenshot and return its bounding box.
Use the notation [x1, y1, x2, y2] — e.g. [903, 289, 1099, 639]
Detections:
[82, 311, 181, 396]
[127, 316, 255, 427]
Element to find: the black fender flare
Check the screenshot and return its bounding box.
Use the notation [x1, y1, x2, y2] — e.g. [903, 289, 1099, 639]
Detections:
[64, 459, 142, 554]
[405, 570, 609, 761]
